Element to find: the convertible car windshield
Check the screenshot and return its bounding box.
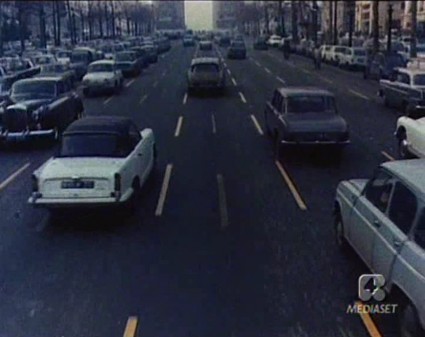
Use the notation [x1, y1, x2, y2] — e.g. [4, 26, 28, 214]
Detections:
[59, 134, 127, 158]
[286, 96, 336, 113]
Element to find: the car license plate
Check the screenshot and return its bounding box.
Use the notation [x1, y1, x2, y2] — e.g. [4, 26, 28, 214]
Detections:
[61, 179, 94, 189]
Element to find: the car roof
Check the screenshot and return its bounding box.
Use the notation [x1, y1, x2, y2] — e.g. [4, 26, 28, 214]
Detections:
[14, 77, 62, 84]
[382, 159, 425, 198]
[64, 117, 134, 138]
[276, 86, 334, 97]
[399, 67, 425, 76]
[90, 60, 115, 66]
[191, 57, 220, 66]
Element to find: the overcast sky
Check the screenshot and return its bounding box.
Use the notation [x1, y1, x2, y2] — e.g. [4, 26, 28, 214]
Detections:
[185, 0, 213, 30]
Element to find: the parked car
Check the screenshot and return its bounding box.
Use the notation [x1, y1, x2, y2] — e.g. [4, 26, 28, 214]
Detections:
[329, 45, 348, 65]
[114, 51, 140, 77]
[81, 60, 123, 97]
[338, 47, 368, 70]
[227, 41, 247, 59]
[334, 159, 425, 337]
[37, 63, 77, 87]
[56, 50, 72, 64]
[218, 36, 231, 47]
[187, 57, 225, 95]
[130, 47, 149, 69]
[28, 116, 156, 213]
[379, 67, 425, 114]
[70, 47, 99, 80]
[395, 106, 425, 158]
[32, 54, 58, 66]
[321, 45, 332, 61]
[267, 35, 282, 48]
[264, 87, 350, 155]
[0, 77, 83, 142]
[253, 37, 269, 50]
[199, 41, 213, 51]
[364, 52, 406, 80]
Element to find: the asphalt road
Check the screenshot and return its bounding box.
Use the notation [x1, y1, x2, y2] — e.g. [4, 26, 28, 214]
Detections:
[0, 40, 403, 337]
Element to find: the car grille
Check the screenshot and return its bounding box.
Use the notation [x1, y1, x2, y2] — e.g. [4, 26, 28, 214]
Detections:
[3, 107, 29, 132]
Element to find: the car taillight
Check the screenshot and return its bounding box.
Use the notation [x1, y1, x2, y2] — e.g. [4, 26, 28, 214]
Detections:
[114, 173, 121, 192]
[31, 174, 38, 192]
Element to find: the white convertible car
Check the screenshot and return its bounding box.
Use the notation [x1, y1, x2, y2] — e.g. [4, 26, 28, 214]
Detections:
[28, 116, 156, 210]
[396, 108, 425, 159]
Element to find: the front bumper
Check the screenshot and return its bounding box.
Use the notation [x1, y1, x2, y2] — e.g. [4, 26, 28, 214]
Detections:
[1, 128, 56, 141]
[28, 189, 133, 209]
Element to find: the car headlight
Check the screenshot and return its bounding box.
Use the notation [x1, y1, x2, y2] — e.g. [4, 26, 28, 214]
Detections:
[32, 106, 47, 121]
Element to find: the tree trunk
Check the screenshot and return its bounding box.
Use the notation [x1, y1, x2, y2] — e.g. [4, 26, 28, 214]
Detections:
[126, 16, 130, 35]
[52, 2, 57, 45]
[111, 1, 115, 39]
[264, 2, 269, 35]
[88, 2, 93, 40]
[372, 0, 379, 54]
[0, 2, 4, 57]
[17, 3, 26, 52]
[104, 2, 109, 37]
[291, 0, 298, 44]
[66, 0, 74, 44]
[39, 3, 47, 48]
[55, 1, 61, 46]
[98, 2, 103, 38]
[80, 9, 85, 41]
[333, 0, 338, 45]
[411, 0, 418, 58]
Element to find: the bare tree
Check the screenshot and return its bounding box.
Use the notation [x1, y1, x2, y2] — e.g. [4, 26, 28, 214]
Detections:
[410, 0, 418, 58]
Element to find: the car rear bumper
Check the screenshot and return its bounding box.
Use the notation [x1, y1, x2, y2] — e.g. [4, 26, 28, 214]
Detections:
[28, 189, 133, 209]
[280, 139, 350, 146]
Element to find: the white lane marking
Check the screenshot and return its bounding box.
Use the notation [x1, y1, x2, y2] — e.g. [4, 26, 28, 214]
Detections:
[139, 94, 148, 105]
[217, 174, 229, 228]
[103, 96, 113, 105]
[161, 70, 167, 77]
[231, 77, 237, 86]
[300, 68, 312, 74]
[211, 113, 217, 134]
[254, 60, 261, 67]
[183, 93, 188, 105]
[125, 79, 135, 88]
[153, 80, 158, 88]
[0, 162, 31, 192]
[275, 160, 307, 211]
[174, 116, 184, 137]
[349, 89, 371, 100]
[226, 68, 231, 76]
[239, 92, 247, 104]
[264, 67, 272, 74]
[155, 164, 173, 216]
[123, 316, 138, 337]
[223, 62, 227, 67]
[318, 76, 333, 84]
[250, 115, 264, 136]
[276, 76, 286, 85]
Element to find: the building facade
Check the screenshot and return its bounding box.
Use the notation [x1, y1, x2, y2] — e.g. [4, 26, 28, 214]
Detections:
[402, 0, 425, 35]
[321, 1, 354, 40]
[154, 0, 185, 30]
[213, 1, 241, 31]
[355, 1, 405, 36]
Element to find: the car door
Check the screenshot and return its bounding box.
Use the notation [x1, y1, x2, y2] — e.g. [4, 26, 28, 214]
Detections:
[347, 168, 395, 268]
[394, 72, 411, 108]
[371, 180, 418, 279]
[267, 90, 284, 135]
[128, 124, 146, 180]
[370, 54, 381, 78]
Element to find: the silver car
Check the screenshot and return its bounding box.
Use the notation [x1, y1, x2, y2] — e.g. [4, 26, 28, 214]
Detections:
[334, 159, 425, 337]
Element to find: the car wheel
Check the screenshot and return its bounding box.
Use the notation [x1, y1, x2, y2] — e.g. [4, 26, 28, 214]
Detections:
[399, 302, 422, 337]
[398, 130, 414, 159]
[335, 212, 350, 252]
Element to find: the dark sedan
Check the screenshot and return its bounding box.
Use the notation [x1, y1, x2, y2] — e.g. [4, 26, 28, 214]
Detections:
[37, 63, 77, 87]
[227, 41, 247, 59]
[199, 41, 213, 51]
[115, 51, 140, 77]
[0, 77, 83, 142]
[264, 87, 349, 155]
[187, 57, 225, 95]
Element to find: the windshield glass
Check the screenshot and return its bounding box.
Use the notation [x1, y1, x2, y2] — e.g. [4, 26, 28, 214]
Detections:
[286, 95, 336, 113]
[57, 51, 71, 58]
[12, 81, 56, 97]
[34, 56, 54, 65]
[88, 63, 114, 73]
[335, 47, 346, 53]
[59, 134, 125, 157]
[192, 63, 219, 73]
[71, 52, 89, 63]
[232, 42, 245, 48]
[354, 49, 366, 56]
[115, 53, 135, 62]
[413, 74, 425, 85]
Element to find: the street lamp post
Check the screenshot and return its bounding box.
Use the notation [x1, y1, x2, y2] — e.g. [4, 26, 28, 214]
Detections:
[348, 1, 355, 47]
[387, 4, 393, 52]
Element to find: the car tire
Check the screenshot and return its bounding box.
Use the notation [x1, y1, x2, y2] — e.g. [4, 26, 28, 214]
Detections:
[399, 301, 423, 337]
[335, 211, 350, 252]
[398, 130, 414, 159]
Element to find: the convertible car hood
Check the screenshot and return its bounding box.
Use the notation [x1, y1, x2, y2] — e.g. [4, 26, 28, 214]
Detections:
[285, 113, 347, 132]
[38, 158, 124, 180]
[348, 179, 367, 192]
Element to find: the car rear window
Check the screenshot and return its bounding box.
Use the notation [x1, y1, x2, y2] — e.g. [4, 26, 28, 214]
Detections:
[286, 95, 336, 113]
[59, 134, 128, 158]
[354, 49, 366, 56]
[192, 63, 219, 73]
